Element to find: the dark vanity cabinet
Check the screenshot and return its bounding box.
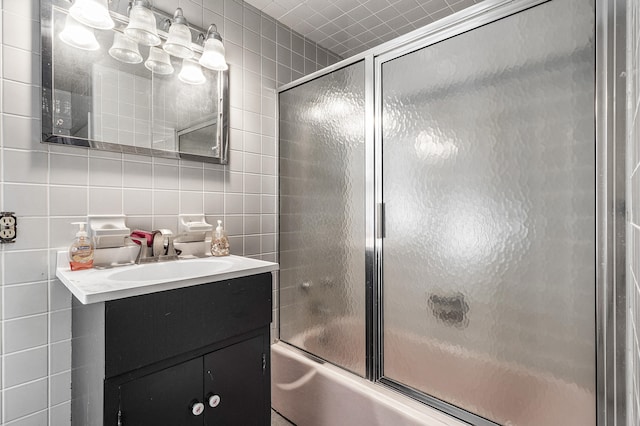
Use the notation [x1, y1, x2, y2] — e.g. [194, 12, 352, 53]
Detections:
[71, 273, 272, 426]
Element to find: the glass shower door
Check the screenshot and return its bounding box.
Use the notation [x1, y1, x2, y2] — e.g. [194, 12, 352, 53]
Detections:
[279, 61, 367, 376]
[379, 0, 596, 424]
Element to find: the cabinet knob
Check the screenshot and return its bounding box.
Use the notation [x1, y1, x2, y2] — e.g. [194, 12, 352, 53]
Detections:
[207, 394, 221, 408]
[190, 401, 205, 416]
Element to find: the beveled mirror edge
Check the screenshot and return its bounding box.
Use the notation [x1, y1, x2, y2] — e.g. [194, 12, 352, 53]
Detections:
[40, 0, 229, 165]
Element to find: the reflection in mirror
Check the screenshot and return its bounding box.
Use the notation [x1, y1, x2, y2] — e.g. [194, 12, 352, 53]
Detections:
[41, 0, 229, 164]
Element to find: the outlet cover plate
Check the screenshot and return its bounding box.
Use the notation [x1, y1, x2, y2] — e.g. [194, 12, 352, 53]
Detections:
[0, 212, 17, 243]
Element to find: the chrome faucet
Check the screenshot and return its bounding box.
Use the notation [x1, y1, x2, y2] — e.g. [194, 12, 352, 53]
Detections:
[130, 229, 180, 264]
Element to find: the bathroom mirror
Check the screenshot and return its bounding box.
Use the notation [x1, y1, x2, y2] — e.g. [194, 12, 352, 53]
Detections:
[40, 0, 229, 164]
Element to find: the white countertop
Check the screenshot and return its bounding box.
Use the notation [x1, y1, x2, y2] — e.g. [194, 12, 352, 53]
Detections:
[56, 251, 279, 304]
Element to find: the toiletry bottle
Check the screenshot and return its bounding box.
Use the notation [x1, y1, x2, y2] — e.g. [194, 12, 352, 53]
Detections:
[211, 220, 230, 256]
[69, 222, 95, 271]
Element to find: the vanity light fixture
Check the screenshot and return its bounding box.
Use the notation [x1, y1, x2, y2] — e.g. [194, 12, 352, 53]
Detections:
[179, 58, 206, 85]
[125, 0, 161, 46]
[163, 8, 194, 59]
[145, 47, 174, 74]
[109, 32, 143, 64]
[69, 0, 115, 30]
[59, 14, 100, 51]
[199, 24, 228, 71]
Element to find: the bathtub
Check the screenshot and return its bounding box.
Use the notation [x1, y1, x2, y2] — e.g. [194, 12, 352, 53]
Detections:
[271, 342, 466, 426]
[271, 321, 595, 426]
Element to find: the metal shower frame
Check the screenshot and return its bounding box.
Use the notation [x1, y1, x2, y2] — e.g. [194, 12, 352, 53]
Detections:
[277, 0, 627, 423]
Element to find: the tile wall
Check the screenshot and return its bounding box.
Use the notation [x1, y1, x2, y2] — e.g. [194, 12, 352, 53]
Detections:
[0, 0, 339, 424]
[629, 0, 640, 422]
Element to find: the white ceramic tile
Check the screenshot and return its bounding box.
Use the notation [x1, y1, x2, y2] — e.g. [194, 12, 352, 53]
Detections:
[204, 193, 224, 215]
[50, 154, 88, 186]
[4, 282, 48, 320]
[262, 194, 277, 214]
[124, 189, 153, 215]
[50, 309, 71, 343]
[89, 158, 122, 188]
[261, 233, 276, 253]
[180, 191, 204, 214]
[3, 378, 47, 423]
[261, 214, 277, 233]
[4, 315, 48, 353]
[261, 155, 276, 175]
[2, 80, 38, 117]
[88, 187, 122, 215]
[4, 183, 46, 216]
[49, 371, 71, 406]
[180, 166, 204, 191]
[123, 161, 152, 189]
[153, 190, 180, 215]
[262, 175, 276, 195]
[2, 115, 43, 151]
[49, 339, 71, 375]
[49, 186, 87, 217]
[225, 172, 244, 193]
[204, 169, 224, 192]
[2, 45, 38, 85]
[224, 193, 243, 214]
[244, 215, 261, 234]
[49, 402, 71, 426]
[244, 28, 262, 54]
[3, 149, 47, 184]
[154, 164, 179, 190]
[2, 217, 47, 251]
[228, 235, 243, 255]
[4, 250, 48, 285]
[244, 235, 261, 255]
[261, 15, 277, 41]
[225, 18, 243, 45]
[4, 347, 48, 388]
[244, 194, 261, 214]
[2, 11, 38, 52]
[49, 279, 72, 312]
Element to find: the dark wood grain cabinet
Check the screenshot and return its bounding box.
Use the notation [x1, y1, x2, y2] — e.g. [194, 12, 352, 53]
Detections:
[71, 273, 272, 426]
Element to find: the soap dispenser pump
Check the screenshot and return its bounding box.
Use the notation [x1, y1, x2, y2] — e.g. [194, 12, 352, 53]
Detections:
[69, 222, 95, 271]
[210, 220, 229, 257]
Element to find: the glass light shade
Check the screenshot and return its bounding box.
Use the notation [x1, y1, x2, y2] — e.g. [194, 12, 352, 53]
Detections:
[109, 32, 143, 64]
[179, 59, 206, 85]
[163, 22, 193, 59]
[199, 38, 228, 71]
[69, 0, 114, 30]
[59, 14, 100, 51]
[125, 2, 161, 46]
[145, 47, 174, 74]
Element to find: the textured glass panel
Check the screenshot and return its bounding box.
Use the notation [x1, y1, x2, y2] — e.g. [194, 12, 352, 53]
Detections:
[279, 62, 366, 376]
[381, 0, 596, 424]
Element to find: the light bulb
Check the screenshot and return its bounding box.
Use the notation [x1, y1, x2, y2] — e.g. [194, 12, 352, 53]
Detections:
[69, 0, 114, 30]
[179, 58, 206, 85]
[59, 14, 100, 51]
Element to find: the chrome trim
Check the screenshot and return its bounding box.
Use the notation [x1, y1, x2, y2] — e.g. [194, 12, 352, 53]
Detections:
[364, 54, 376, 381]
[595, 0, 627, 423]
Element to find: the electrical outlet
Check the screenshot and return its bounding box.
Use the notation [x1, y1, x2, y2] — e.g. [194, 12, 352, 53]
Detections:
[0, 212, 17, 243]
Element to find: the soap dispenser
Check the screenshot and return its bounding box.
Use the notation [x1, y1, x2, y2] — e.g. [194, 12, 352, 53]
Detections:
[210, 220, 229, 257]
[69, 222, 95, 271]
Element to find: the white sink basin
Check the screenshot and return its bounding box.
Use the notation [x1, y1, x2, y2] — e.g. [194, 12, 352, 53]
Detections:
[56, 253, 278, 304]
[107, 258, 233, 283]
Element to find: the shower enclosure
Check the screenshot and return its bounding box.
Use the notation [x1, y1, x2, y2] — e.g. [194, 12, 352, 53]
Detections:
[278, 0, 624, 424]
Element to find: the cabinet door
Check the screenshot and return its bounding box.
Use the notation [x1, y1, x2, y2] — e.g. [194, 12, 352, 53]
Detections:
[204, 335, 268, 426]
[118, 357, 204, 426]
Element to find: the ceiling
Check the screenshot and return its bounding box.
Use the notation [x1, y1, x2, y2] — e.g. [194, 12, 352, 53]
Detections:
[244, 0, 482, 58]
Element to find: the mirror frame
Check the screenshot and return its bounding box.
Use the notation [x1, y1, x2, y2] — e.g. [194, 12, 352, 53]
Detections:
[40, 0, 229, 164]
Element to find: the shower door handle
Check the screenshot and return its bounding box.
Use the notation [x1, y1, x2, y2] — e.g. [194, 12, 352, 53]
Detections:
[376, 203, 385, 239]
